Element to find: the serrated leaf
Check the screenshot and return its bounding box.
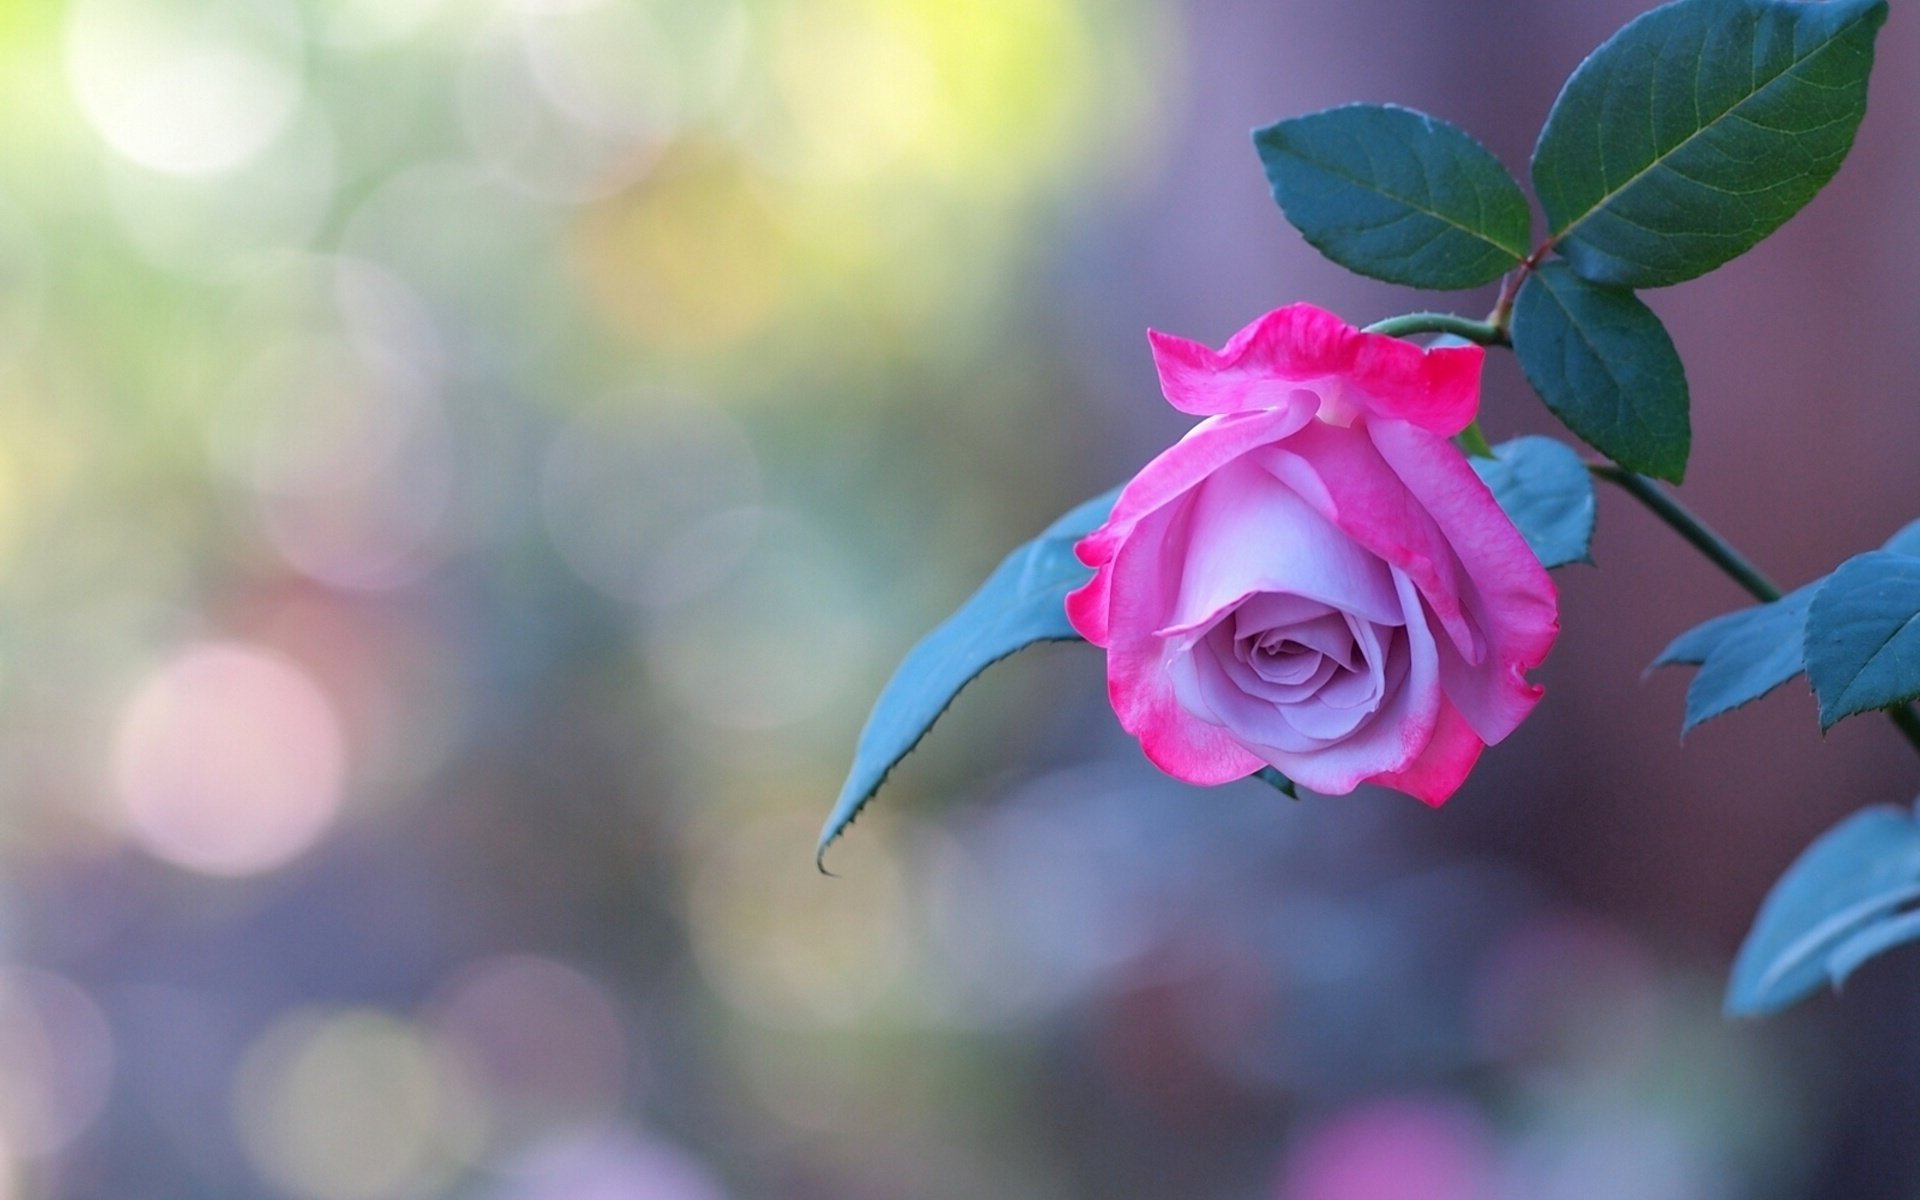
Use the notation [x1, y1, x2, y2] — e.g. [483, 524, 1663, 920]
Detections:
[819, 488, 1119, 867]
[1254, 103, 1530, 289]
[1511, 262, 1690, 481]
[1533, 0, 1887, 288]
[1651, 583, 1816, 733]
[1653, 605, 1753, 668]
[1728, 804, 1920, 1015]
[1468, 435, 1595, 570]
[1805, 551, 1920, 729]
[1883, 517, 1920, 559]
[1658, 514, 1920, 734]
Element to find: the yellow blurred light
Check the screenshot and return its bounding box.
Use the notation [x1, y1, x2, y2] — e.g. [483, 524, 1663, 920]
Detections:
[110, 641, 346, 877]
[64, 0, 306, 177]
[566, 0, 1157, 361]
[770, 1, 938, 186]
[908, 0, 1101, 190]
[759, 0, 1103, 195]
[234, 1009, 481, 1200]
[685, 811, 910, 1028]
[570, 143, 789, 352]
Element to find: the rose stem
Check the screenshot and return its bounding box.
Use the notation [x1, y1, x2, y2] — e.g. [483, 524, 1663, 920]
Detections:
[1362, 312, 1509, 346]
[1588, 465, 1781, 601]
[1589, 463, 1920, 758]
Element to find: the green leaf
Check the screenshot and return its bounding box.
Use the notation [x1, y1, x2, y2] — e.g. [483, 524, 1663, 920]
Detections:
[818, 489, 1119, 867]
[1533, 0, 1887, 288]
[1651, 583, 1815, 733]
[1254, 767, 1299, 799]
[1728, 803, 1920, 1015]
[1455, 420, 1494, 460]
[1468, 436, 1595, 570]
[1804, 551, 1920, 729]
[1254, 103, 1530, 289]
[1511, 262, 1690, 481]
[1658, 516, 1920, 734]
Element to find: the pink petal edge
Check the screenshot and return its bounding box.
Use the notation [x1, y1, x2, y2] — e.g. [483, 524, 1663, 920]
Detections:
[1148, 304, 1483, 434]
[1067, 401, 1315, 647]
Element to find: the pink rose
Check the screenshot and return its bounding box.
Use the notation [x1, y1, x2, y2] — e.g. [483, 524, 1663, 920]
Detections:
[1066, 305, 1558, 805]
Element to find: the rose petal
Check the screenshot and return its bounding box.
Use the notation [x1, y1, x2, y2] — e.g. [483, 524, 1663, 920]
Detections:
[1248, 612, 1357, 669]
[1075, 304, 1553, 805]
[1233, 641, 1338, 697]
[1068, 401, 1315, 647]
[1270, 620, 1395, 740]
[1232, 592, 1334, 632]
[1148, 304, 1482, 434]
[1172, 630, 1325, 753]
[1247, 426, 1485, 669]
[1098, 503, 1265, 784]
[1253, 570, 1445, 793]
[1369, 699, 1485, 806]
[1315, 617, 1391, 709]
[1157, 457, 1401, 636]
[1211, 612, 1342, 701]
[1369, 420, 1557, 744]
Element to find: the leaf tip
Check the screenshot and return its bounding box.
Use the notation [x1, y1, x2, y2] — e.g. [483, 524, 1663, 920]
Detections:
[1649, 455, 1687, 486]
[1252, 766, 1299, 799]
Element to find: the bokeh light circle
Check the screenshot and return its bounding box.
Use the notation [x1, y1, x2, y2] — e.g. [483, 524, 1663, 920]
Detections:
[538, 400, 761, 608]
[428, 955, 629, 1152]
[65, 0, 306, 177]
[336, 161, 568, 370]
[487, 1128, 729, 1200]
[646, 508, 872, 733]
[216, 334, 455, 590]
[111, 641, 346, 877]
[234, 1008, 481, 1200]
[1275, 1096, 1500, 1200]
[0, 969, 113, 1160]
[686, 811, 910, 1028]
[102, 105, 337, 282]
[309, 0, 449, 48]
[767, 1, 938, 185]
[459, 0, 671, 203]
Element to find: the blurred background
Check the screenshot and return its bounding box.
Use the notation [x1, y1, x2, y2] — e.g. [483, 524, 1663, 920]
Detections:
[0, 0, 1916, 1195]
